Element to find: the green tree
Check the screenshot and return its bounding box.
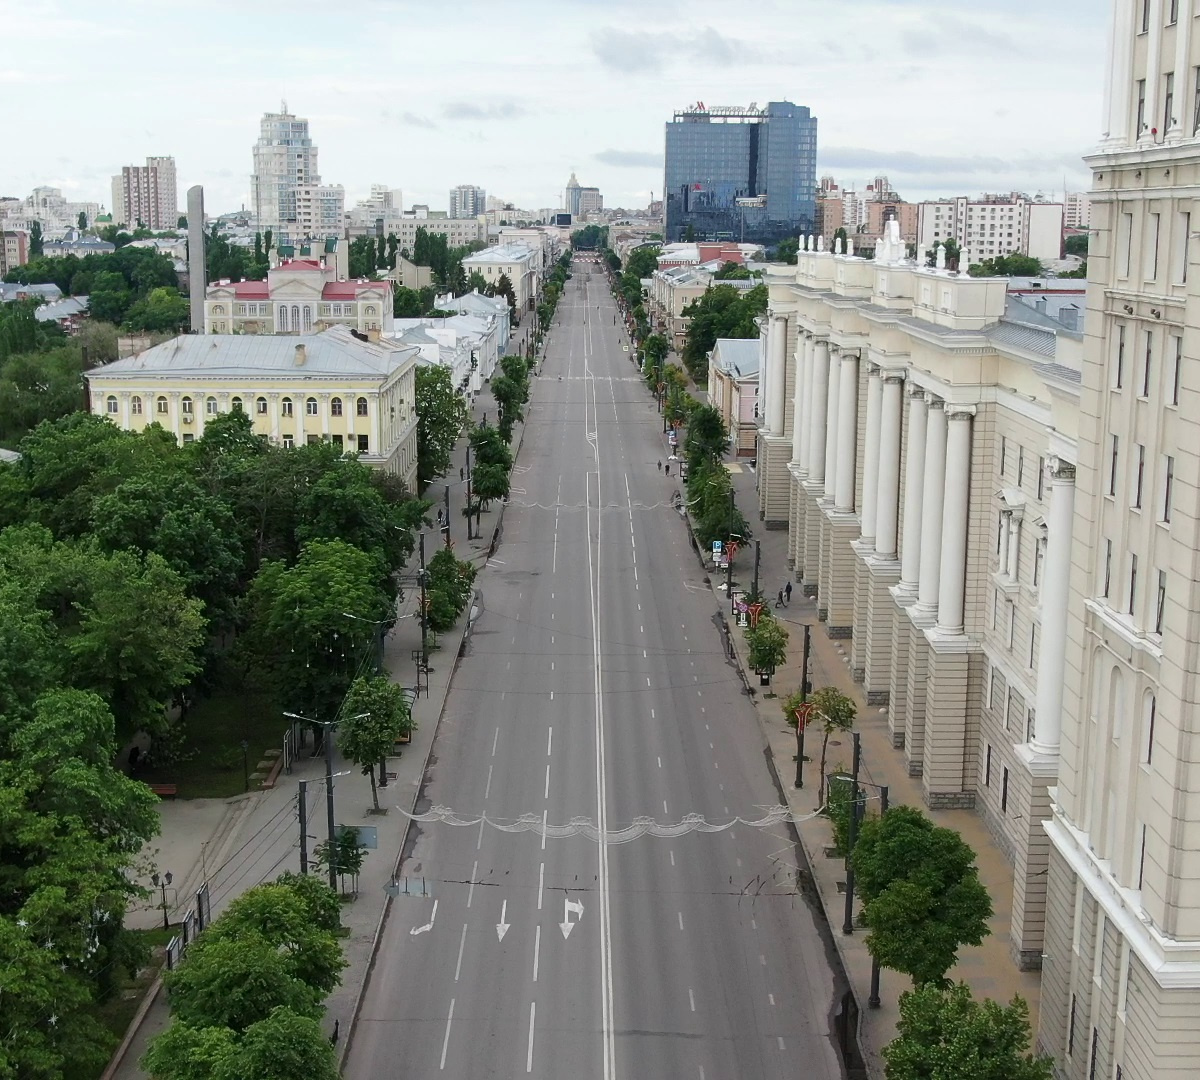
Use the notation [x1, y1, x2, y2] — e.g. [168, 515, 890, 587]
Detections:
[643, 333, 669, 372]
[493, 272, 517, 315]
[177, 214, 188, 229]
[414, 365, 467, 491]
[472, 460, 510, 508]
[348, 236, 376, 279]
[853, 805, 994, 986]
[122, 285, 190, 333]
[141, 1022, 239, 1080]
[809, 685, 856, 805]
[970, 253, 1045, 277]
[571, 224, 608, 251]
[775, 236, 799, 264]
[340, 675, 414, 810]
[714, 260, 752, 280]
[680, 284, 767, 383]
[470, 424, 513, 471]
[466, 269, 490, 294]
[29, 220, 43, 256]
[1064, 233, 1089, 258]
[745, 612, 788, 685]
[883, 982, 1051, 1080]
[225, 1006, 340, 1080]
[926, 238, 961, 268]
[425, 546, 477, 632]
[77, 210, 88, 230]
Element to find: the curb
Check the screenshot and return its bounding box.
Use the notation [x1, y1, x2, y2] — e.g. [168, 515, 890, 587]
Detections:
[98, 976, 165, 1080]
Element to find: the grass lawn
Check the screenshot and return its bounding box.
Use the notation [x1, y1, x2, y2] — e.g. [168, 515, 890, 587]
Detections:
[86, 926, 176, 1079]
[139, 681, 286, 799]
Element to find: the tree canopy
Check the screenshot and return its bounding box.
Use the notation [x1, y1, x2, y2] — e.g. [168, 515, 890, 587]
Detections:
[415, 364, 468, 491]
[680, 284, 767, 383]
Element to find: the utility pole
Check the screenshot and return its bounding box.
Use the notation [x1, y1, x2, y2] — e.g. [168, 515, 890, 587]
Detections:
[753, 540, 761, 600]
[324, 723, 337, 892]
[465, 443, 474, 540]
[868, 785, 889, 1008]
[444, 484, 451, 547]
[298, 779, 308, 874]
[842, 731, 862, 935]
[726, 488, 735, 602]
[795, 624, 811, 788]
[419, 531, 428, 675]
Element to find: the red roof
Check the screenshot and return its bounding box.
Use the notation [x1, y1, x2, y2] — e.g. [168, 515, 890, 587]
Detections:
[321, 281, 389, 299]
[231, 281, 270, 298]
[277, 259, 324, 271]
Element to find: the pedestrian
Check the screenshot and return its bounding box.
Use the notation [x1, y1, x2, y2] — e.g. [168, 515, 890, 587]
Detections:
[437, 508, 444, 526]
[665, 464, 671, 476]
[460, 467, 465, 481]
[775, 589, 785, 609]
[657, 460, 662, 471]
[784, 580, 793, 605]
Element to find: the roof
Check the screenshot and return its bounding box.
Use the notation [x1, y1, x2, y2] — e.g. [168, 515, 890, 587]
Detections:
[445, 291, 508, 317]
[228, 280, 270, 298]
[0, 283, 62, 303]
[322, 281, 389, 299]
[462, 243, 536, 265]
[710, 338, 761, 379]
[90, 326, 417, 380]
[34, 296, 89, 322]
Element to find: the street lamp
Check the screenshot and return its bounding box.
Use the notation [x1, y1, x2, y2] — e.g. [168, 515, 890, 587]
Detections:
[283, 711, 368, 891]
[241, 739, 249, 793]
[150, 871, 173, 930]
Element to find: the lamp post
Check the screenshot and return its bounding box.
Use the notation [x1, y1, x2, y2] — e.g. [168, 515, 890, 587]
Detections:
[151, 871, 173, 930]
[241, 739, 249, 793]
[795, 624, 812, 788]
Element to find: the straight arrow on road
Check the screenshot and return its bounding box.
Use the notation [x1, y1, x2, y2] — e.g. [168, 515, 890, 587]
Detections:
[559, 897, 584, 940]
[496, 899, 511, 942]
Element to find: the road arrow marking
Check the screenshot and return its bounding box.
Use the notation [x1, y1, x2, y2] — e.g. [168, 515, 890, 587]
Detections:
[496, 900, 511, 942]
[410, 898, 438, 936]
[560, 896, 584, 940]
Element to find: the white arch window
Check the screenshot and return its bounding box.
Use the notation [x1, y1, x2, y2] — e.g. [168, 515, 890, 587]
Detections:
[1108, 665, 1126, 742]
[331, 397, 343, 417]
[156, 396, 169, 415]
[1142, 691, 1157, 765]
[231, 396, 243, 412]
[291, 304, 300, 330]
[303, 306, 313, 331]
[206, 396, 218, 416]
[306, 397, 318, 416]
[256, 396, 268, 415]
[281, 397, 294, 417]
[106, 395, 118, 415]
[181, 396, 194, 416]
[279, 305, 289, 332]
[356, 396, 368, 417]
[131, 396, 143, 415]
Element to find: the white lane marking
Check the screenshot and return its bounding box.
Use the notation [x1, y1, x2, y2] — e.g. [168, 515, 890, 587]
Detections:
[751, 918, 757, 930]
[760, 954, 767, 966]
[547, 727, 553, 756]
[541, 809, 548, 850]
[492, 727, 500, 756]
[551, 661, 555, 671]
[507, 661, 511, 670]
[467, 861, 478, 908]
[643, 649, 647, 658]
[533, 923, 542, 981]
[700, 1069, 706, 1080]
[544, 764, 551, 799]
[454, 924, 467, 982]
[768, 992, 776, 1006]
[410, 899, 438, 936]
[709, 742, 714, 750]
[538, 862, 545, 910]
[553, 507, 559, 572]
[778, 1037, 786, 1051]
[719, 783, 724, 791]
[526, 1001, 536, 1072]
[511, 635, 516, 644]
[496, 899, 511, 942]
[689, 988, 696, 1012]
[560, 896, 585, 939]
[440, 997, 455, 1070]
[678, 912, 684, 930]
[651, 709, 655, 719]
[640, 625, 644, 634]
[646, 677, 651, 686]
[477, 820, 485, 850]
[657, 757, 661, 768]
[669, 850, 675, 866]
[701, 707, 706, 713]
[663, 800, 669, 815]
[638, 603, 641, 611]
[484, 764, 493, 800]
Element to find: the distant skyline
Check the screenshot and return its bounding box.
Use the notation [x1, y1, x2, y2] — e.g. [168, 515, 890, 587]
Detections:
[2, 0, 1106, 217]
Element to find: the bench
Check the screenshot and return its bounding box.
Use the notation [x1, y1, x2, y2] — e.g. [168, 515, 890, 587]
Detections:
[148, 783, 178, 799]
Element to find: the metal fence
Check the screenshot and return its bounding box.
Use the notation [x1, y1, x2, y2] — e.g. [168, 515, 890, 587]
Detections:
[164, 882, 211, 971]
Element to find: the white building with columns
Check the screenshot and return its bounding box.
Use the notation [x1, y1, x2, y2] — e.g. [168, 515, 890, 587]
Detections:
[1035, 3, 1200, 1078]
[757, 221, 1084, 990]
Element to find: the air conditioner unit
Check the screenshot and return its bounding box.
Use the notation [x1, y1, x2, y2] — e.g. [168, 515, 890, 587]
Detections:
[183, 415, 193, 423]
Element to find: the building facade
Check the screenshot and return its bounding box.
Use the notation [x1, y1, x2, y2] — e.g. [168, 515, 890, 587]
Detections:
[85, 326, 418, 488]
[1036, 3, 1200, 1078]
[110, 156, 178, 229]
[708, 337, 760, 456]
[449, 185, 486, 219]
[251, 104, 334, 247]
[917, 194, 1065, 262]
[1, 230, 28, 276]
[1064, 191, 1092, 230]
[664, 101, 818, 245]
[757, 221, 1085, 1026]
[204, 258, 393, 337]
[1, 187, 100, 234]
[461, 244, 538, 314]
[392, 217, 484, 253]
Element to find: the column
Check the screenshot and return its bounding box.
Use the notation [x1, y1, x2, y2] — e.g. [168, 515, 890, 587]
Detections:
[1171, 0, 1194, 137]
[1108, 0, 1137, 142]
[1143, 0, 1164, 143]
[860, 366, 883, 541]
[1006, 515, 1022, 581]
[1031, 462, 1077, 754]
[915, 398, 947, 614]
[767, 314, 787, 434]
[834, 351, 859, 512]
[808, 340, 830, 483]
[822, 348, 841, 500]
[791, 335, 806, 465]
[999, 512, 1011, 577]
[935, 405, 975, 635]
[899, 387, 928, 589]
[874, 374, 904, 558]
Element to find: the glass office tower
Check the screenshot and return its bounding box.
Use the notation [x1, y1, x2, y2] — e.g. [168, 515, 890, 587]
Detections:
[664, 101, 817, 245]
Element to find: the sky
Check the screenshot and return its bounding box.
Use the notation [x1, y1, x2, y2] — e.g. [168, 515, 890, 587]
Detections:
[1, 0, 1109, 217]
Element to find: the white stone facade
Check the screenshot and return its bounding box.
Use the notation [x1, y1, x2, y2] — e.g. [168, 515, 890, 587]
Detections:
[917, 194, 1065, 262]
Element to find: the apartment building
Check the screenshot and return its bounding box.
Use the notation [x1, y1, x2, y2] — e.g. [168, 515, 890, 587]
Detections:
[460, 244, 538, 314]
[1064, 191, 1092, 230]
[391, 217, 484, 253]
[917, 194, 1065, 261]
[757, 221, 1084, 1022]
[1035, 3, 1200, 1078]
[1, 230, 28, 276]
[111, 156, 178, 229]
[250, 104, 342, 246]
[449, 184, 486, 219]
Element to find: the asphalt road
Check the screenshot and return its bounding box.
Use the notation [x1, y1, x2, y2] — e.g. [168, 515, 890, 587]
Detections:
[344, 260, 847, 1080]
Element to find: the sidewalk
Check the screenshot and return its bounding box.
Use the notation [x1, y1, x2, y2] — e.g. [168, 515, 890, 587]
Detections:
[108, 376, 534, 1079]
[674, 444, 1040, 1078]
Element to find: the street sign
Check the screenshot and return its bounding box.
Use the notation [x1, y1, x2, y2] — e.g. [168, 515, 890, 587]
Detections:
[747, 602, 765, 628]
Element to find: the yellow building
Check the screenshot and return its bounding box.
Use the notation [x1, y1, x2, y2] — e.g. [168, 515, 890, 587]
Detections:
[85, 325, 419, 490]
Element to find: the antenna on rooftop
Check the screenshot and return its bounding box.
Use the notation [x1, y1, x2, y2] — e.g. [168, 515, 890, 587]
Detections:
[281, 99, 288, 114]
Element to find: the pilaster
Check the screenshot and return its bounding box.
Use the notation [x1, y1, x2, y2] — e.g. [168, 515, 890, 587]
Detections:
[920, 631, 979, 809]
[887, 587, 917, 747]
[759, 433, 791, 528]
[903, 614, 932, 774]
[1008, 750, 1057, 971]
[802, 480, 824, 597]
[822, 510, 859, 638]
[863, 557, 902, 705]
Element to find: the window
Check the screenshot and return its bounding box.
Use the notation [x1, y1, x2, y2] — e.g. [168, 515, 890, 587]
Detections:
[303, 306, 312, 331]
[1001, 767, 1009, 813]
[1154, 569, 1167, 634]
[306, 397, 318, 416]
[206, 396, 218, 416]
[1144, 693, 1157, 764]
[256, 396, 268, 415]
[306, 434, 320, 445]
[181, 396, 193, 416]
[332, 433, 343, 448]
[282, 397, 294, 417]
[1109, 434, 1120, 495]
[1146, 213, 1161, 280]
[1164, 72, 1175, 133]
[1163, 454, 1175, 521]
[331, 397, 343, 417]
[1115, 323, 1126, 387]
[1129, 553, 1139, 615]
[1037, 456, 1046, 500]
[182, 432, 194, 444]
[992, 587, 1001, 630]
[1120, 212, 1134, 277]
[1174, 211, 1190, 284]
[1134, 443, 1145, 507]
[282, 434, 294, 448]
[1194, 66, 1200, 135]
[356, 397, 368, 416]
[1171, 0, 1179, 22]
[985, 744, 992, 786]
[157, 396, 168, 415]
[231, 396, 243, 412]
[1137, 79, 1147, 135]
[1034, 534, 1045, 587]
[131, 395, 142, 415]
[106, 395, 118, 414]
[1030, 624, 1038, 669]
[1000, 436, 1007, 476]
[279, 305, 289, 332]
[1104, 539, 1113, 597]
[1168, 334, 1182, 404]
[1007, 602, 1016, 649]
[357, 433, 369, 453]
[291, 304, 300, 329]
[1137, 824, 1148, 892]
[1068, 994, 1077, 1057]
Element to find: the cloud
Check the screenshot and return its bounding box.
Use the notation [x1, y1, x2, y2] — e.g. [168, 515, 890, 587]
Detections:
[594, 149, 662, 168]
[393, 110, 436, 130]
[818, 146, 1086, 176]
[441, 101, 525, 121]
[590, 25, 764, 74]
